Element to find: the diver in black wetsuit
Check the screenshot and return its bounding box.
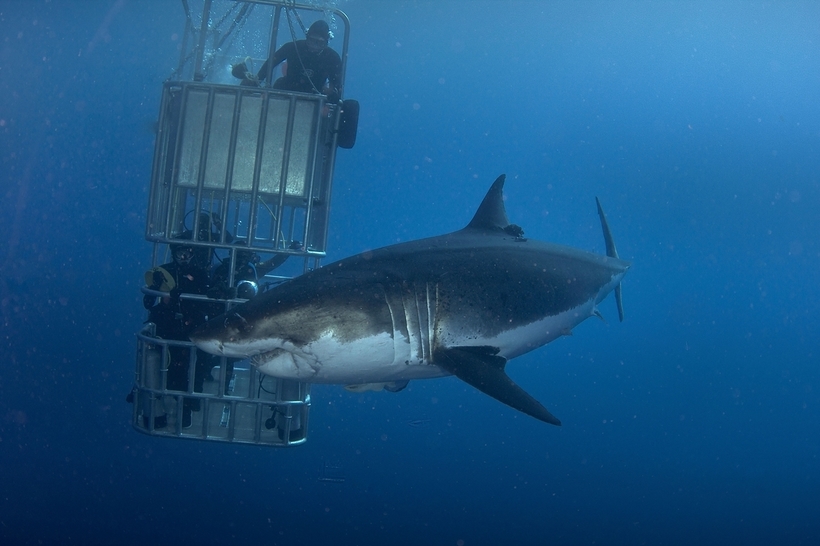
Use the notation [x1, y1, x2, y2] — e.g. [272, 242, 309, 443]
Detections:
[142, 243, 215, 428]
[143, 245, 211, 336]
[236, 20, 342, 103]
[208, 239, 303, 300]
[178, 212, 233, 271]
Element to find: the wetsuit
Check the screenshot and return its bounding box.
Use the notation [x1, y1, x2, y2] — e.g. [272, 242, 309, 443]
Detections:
[257, 40, 341, 100]
[144, 260, 213, 396]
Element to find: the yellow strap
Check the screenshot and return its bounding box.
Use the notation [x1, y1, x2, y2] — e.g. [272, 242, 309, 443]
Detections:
[143, 267, 176, 292]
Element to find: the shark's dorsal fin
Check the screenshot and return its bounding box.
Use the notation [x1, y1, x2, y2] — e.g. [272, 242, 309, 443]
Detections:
[467, 175, 510, 231]
[595, 197, 620, 260]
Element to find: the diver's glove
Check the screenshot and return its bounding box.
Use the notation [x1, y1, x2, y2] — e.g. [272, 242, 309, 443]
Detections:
[207, 286, 229, 300]
[210, 213, 223, 230]
[240, 74, 260, 87]
[232, 58, 260, 87]
[326, 88, 340, 104]
[151, 270, 165, 289]
[231, 59, 250, 79]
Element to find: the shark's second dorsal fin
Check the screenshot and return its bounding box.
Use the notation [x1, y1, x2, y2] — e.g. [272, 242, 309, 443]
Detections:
[467, 175, 510, 231]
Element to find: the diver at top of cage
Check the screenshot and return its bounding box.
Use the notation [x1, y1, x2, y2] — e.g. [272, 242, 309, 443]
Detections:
[208, 239, 304, 300]
[232, 20, 342, 103]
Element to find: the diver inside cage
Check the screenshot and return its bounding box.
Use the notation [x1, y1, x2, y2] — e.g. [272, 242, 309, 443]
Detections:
[205, 239, 304, 396]
[208, 239, 304, 301]
[132, 243, 218, 429]
[232, 20, 342, 103]
[179, 211, 234, 270]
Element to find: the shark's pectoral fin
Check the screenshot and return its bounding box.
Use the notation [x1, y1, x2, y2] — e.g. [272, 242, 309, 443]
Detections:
[344, 380, 409, 393]
[434, 346, 561, 426]
[384, 380, 409, 393]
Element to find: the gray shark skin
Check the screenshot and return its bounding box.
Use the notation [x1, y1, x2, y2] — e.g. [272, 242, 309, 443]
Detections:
[191, 175, 630, 425]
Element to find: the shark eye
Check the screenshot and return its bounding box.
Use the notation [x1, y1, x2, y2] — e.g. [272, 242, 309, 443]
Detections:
[224, 312, 252, 334]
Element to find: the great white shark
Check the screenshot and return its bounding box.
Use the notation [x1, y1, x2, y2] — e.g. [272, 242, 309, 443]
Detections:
[191, 175, 630, 425]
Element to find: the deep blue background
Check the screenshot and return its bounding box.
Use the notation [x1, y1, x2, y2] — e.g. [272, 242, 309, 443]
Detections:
[2, 1, 819, 545]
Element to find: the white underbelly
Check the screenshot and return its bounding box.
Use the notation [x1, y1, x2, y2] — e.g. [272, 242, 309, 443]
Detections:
[254, 331, 445, 383]
[503, 302, 596, 358]
[255, 299, 597, 383]
[438, 300, 596, 360]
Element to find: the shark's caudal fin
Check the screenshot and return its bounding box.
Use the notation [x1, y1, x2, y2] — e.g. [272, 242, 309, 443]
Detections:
[467, 175, 510, 230]
[595, 197, 625, 322]
[434, 346, 562, 426]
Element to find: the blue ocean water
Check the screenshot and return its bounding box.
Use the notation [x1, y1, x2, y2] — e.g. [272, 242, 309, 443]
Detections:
[2, 1, 819, 544]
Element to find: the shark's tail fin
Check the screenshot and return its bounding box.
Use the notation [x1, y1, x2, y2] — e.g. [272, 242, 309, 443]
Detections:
[595, 197, 625, 322]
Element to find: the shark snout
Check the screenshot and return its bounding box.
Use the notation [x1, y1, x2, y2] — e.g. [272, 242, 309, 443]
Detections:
[190, 310, 269, 359]
[192, 337, 225, 356]
[191, 333, 254, 359]
[190, 313, 239, 357]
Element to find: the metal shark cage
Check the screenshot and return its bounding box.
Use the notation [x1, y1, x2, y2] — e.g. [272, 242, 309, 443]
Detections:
[130, 0, 357, 447]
